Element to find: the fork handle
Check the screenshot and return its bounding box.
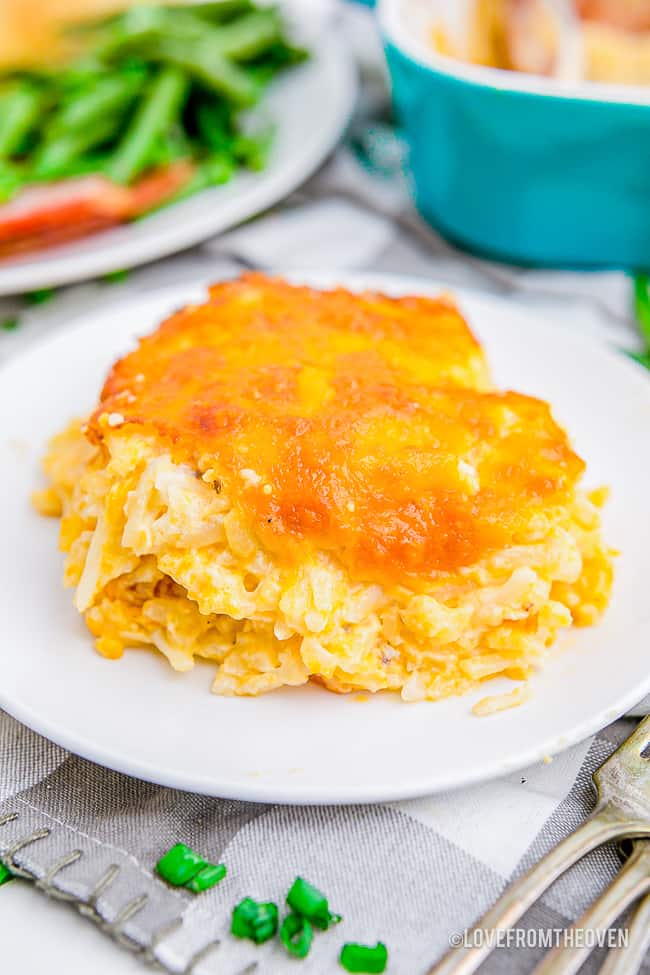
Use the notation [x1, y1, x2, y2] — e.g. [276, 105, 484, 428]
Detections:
[532, 841, 650, 975]
[426, 809, 645, 975]
[599, 885, 650, 975]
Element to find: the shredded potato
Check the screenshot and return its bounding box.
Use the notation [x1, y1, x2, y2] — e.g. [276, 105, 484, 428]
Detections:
[472, 684, 531, 716]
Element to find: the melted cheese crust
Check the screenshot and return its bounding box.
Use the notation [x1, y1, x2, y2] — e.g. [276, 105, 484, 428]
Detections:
[88, 274, 582, 585]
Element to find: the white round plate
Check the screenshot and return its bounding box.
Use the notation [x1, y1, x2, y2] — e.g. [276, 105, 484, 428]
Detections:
[1, 272, 649, 804]
[0, 25, 356, 296]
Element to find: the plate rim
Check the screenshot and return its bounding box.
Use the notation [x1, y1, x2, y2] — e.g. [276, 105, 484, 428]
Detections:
[1, 270, 649, 804]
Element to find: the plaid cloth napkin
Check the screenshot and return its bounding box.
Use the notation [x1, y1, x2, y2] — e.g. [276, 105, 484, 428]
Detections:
[0, 714, 645, 975]
[1, 5, 649, 972]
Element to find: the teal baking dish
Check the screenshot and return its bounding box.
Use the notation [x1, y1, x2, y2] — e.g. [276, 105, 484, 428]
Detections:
[379, 0, 650, 268]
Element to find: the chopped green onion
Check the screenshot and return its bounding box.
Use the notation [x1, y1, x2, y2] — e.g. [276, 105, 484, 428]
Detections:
[286, 876, 340, 930]
[231, 897, 278, 944]
[280, 912, 313, 959]
[339, 942, 388, 974]
[1, 316, 19, 331]
[25, 287, 56, 305]
[103, 268, 130, 284]
[156, 842, 207, 887]
[186, 862, 227, 893]
[633, 273, 650, 349]
[0, 862, 13, 885]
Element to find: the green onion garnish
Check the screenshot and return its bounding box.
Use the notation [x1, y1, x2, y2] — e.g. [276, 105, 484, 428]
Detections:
[280, 912, 313, 959]
[339, 942, 388, 974]
[286, 875, 340, 930]
[155, 842, 207, 887]
[231, 897, 279, 944]
[25, 287, 56, 305]
[186, 862, 227, 892]
[1, 316, 19, 331]
[156, 843, 226, 892]
[0, 862, 13, 886]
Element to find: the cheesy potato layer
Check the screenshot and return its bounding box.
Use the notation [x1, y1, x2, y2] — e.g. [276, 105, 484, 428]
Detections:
[36, 276, 613, 701]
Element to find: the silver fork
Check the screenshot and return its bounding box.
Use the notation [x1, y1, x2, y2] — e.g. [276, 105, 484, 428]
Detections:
[428, 716, 650, 975]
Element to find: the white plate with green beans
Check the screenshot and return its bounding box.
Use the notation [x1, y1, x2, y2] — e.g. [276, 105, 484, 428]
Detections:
[0, 1, 356, 295]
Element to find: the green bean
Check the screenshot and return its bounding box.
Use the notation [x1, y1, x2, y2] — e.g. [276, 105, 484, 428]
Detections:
[34, 152, 112, 181]
[0, 160, 26, 202]
[205, 153, 235, 181]
[244, 42, 308, 88]
[58, 57, 109, 93]
[107, 67, 189, 185]
[167, 1, 254, 22]
[99, 6, 253, 60]
[153, 8, 283, 60]
[211, 10, 283, 60]
[100, 8, 280, 64]
[182, 153, 236, 194]
[32, 114, 120, 180]
[140, 37, 258, 106]
[194, 99, 235, 153]
[145, 126, 193, 168]
[74, 0, 252, 42]
[51, 75, 142, 136]
[97, 7, 175, 59]
[256, 39, 310, 70]
[232, 126, 274, 171]
[0, 83, 43, 160]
